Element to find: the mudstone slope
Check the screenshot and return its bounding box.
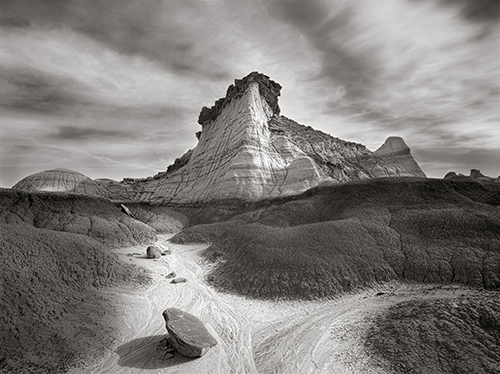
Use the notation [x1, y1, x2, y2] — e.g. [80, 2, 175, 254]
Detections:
[0, 189, 156, 247]
[0, 189, 153, 372]
[171, 178, 500, 299]
[365, 295, 500, 374]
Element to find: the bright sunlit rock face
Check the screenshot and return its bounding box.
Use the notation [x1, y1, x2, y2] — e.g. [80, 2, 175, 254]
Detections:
[9, 72, 428, 204]
[9, 72, 425, 204]
[137, 79, 286, 203]
[125, 72, 426, 204]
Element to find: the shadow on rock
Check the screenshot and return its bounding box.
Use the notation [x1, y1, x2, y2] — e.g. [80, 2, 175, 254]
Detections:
[116, 334, 196, 369]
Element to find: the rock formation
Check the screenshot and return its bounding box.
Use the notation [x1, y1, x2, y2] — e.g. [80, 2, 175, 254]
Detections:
[198, 71, 282, 124]
[444, 169, 499, 184]
[146, 245, 161, 259]
[12, 72, 427, 204]
[470, 169, 486, 179]
[374, 136, 426, 178]
[162, 308, 217, 357]
[129, 72, 426, 204]
[171, 278, 187, 284]
[13, 168, 109, 197]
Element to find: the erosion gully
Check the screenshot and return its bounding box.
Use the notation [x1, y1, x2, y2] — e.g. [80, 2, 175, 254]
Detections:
[76, 234, 467, 374]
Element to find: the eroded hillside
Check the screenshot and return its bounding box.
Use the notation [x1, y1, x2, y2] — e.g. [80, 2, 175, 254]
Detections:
[172, 178, 500, 299]
[0, 189, 157, 372]
[0, 189, 156, 247]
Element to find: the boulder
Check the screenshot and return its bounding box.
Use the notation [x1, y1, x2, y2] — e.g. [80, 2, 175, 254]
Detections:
[146, 245, 161, 259]
[171, 278, 187, 284]
[162, 308, 217, 357]
[120, 204, 134, 218]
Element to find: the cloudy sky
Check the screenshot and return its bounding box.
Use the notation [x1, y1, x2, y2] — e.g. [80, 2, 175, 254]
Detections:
[1, 0, 499, 187]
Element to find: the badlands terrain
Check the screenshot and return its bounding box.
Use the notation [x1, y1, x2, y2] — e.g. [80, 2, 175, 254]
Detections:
[1, 73, 499, 373]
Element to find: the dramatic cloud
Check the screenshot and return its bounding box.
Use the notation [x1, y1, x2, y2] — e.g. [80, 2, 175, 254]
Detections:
[0, 0, 498, 187]
[264, 0, 499, 176]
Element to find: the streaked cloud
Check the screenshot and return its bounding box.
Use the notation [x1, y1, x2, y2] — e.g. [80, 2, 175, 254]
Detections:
[0, 0, 498, 187]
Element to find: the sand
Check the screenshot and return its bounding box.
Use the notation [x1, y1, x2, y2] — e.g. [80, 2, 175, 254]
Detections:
[74, 235, 487, 374]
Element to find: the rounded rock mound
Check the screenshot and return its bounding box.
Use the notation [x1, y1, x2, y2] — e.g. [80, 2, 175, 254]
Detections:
[12, 168, 109, 197]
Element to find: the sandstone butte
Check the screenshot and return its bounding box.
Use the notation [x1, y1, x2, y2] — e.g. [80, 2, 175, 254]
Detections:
[13, 72, 427, 203]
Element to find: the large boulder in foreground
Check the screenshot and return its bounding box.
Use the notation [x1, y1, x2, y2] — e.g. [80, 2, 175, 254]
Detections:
[162, 308, 217, 357]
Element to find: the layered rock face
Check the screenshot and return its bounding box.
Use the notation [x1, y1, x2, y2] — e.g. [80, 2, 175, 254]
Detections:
[11, 73, 427, 204]
[134, 72, 426, 204]
[13, 168, 109, 197]
[374, 136, 426, 178]
[137, 76, 310, 203]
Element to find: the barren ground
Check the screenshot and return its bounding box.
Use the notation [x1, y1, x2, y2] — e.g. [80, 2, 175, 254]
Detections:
[74, 235, 496, 374]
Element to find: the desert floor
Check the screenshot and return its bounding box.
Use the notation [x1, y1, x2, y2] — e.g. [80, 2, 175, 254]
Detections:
[74, 235, 484, 374]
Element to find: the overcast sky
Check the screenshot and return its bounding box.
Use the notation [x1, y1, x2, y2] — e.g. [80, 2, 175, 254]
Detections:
[1, 0, 499, 187]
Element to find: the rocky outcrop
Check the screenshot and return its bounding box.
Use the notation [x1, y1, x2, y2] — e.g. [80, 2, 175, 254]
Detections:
[444, 169, 499, 184]
[162, 308, 217, 357]
[13, 168, 109, 197]
[198, 71, 281, 124]
[470, 169, 486, 179]
[131, 72, 426, 204]
[13, 73, 427, 204]
[374, 137, 426, 178]
[166, 149, 193, 174]
[268, 117, 427, 181]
